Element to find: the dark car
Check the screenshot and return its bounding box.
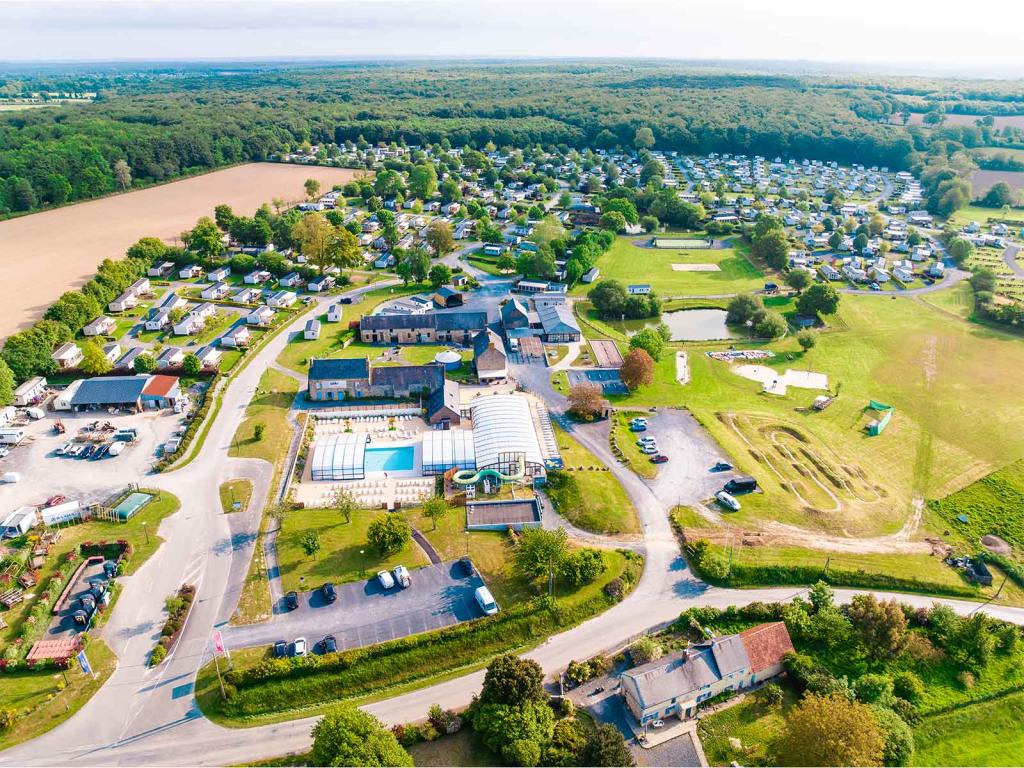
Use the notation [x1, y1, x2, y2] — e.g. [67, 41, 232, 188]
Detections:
[711, 461, 733, 473]
[273, 640, 288, 658]
[285, 591, 299, 611]
[458, 556, 477, 578]
[321, 583, 337, 603]
[91, 443, 109, 460]
[321, 635, 338, 654]
[339, 296, 354, 304]
[80, 444, 96, 460]
[725, 475, 759, 494]
[649, 453, 669, 464]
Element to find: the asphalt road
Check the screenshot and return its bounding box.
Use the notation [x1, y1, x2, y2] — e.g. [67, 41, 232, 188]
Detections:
[1004, 244, 1024, 279]
[7, 272, 1024, 767]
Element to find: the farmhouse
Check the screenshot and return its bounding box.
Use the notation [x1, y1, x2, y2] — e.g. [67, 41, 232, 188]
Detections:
[621, 623, 793, 726]
[359, 310, 487, 345]
[307, 357, 444, 401]
[473, 329, 508, 382]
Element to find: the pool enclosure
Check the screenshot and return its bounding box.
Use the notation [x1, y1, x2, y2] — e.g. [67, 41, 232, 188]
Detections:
[309, 433, 367, 481]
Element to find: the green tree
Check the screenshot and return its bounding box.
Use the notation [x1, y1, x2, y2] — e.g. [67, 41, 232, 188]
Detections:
[408, 164, 438, 200]
[253, 423, 266, 441]
[304, 177, 321, 200]
[184, 216, 224, 260]
[600, 211, 627, 232]
[113, 159, 132, 191]
[981, 181, 1015, 208]
[332, 487, 356, 524]
[367, 513, 411, 555]
[847, 594, 908, 659]
[182, 353, 202, 375]
[582, 723, 635, 767]
[133, 353, 156, 374]
[753, 310, 788, 340]
[80, 341, 111, 375]
[0, 359, 15, 406]
[629, 636, 662, 665]
[480, 654, 546, 707]
[513, 527, 568, 595]
[752, 228, 790, 270]
[602, 197, 639, 224]
[948, 236, 975, 266]
[641, 215, 659, 233]
[808, 580, 834, 612]
[871, 706, 915, 767]
[422, 496, 452, 531]
[374, 169, 406, 199]
[786, 269, 811, 292]
[796, 282, 841, 317]
[473, 701, 554, 766]
[726, 293, 764, 326]
[428, 263, 452, 289]
[773, 693, 885, 767]
[426, 220, 455, 257]
[797, 328, 818, 354]
[214, 204, 235, 231]
[533, 214, 566, 246]
[310, 706, 413, 767]
[828, 230, 844, 250]
[633, 126, 655, 150]
[301, 530, 322, 560]
[629, 327, 666, 362]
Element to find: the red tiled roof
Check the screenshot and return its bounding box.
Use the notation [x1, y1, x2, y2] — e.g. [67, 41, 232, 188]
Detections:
[739, 622, 795, 673]
[142, 375, 179, 397]
[26, 637, 80, 661]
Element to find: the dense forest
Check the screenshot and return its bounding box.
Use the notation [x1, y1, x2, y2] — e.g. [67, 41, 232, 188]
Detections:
[1, 61, 1023, 217]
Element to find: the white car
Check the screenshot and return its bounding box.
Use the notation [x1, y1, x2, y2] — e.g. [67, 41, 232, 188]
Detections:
[292, 637, 307, 657]
[715, 490, 741, 511]
[636, 436, 657, 446]
[392, 565, 411, 588]
[640, 444, 659, 455]
[377, 570, 396, 590]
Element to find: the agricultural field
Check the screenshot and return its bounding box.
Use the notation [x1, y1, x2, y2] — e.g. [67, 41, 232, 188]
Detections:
[974, 146, 1024, 163]
[970, 169, 1024, 197]
[0, 162, 366, 338]
[570, 235, 764, 298]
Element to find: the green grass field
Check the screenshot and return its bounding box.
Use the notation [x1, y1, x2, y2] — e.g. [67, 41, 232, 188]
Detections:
[549, 423, 640, 535]
[228, 368, 299, 475]
[929, 457, 1024, 554]
[913, 690, 1024, 766]
[220, 479, 254, 513]
[570, 235, 764, 298]
[276, 508, 430, 592]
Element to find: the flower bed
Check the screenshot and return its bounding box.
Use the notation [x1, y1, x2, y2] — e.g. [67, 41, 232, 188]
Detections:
[149, 584, 196, 667]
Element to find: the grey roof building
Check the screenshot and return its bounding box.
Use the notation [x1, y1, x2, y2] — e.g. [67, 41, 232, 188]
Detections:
[69, 375, 150, 411]
[309, 357, 371, 381]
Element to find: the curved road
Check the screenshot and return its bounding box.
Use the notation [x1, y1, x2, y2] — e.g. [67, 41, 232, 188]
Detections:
[4, 275, 1024, 767]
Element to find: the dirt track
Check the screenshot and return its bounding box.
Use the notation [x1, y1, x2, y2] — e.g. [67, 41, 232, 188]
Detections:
[0, 163, 366, 338]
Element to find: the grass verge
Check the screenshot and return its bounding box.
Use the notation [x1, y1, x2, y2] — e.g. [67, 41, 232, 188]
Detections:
[220, 479, 254, 514]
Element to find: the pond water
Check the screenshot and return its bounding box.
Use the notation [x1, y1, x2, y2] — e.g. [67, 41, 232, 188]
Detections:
[657, 309, 736, 341]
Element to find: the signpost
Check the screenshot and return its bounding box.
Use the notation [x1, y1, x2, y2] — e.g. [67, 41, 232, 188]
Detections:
[77, 649, 96, 680]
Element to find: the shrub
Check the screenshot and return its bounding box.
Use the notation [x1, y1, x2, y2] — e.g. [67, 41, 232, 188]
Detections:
[604, 578, 625, 600]
[758, 682, 784, 707]
[629, 637, 662, 666]
[150, 644, 167, 666]
[892, 670, 924, 703]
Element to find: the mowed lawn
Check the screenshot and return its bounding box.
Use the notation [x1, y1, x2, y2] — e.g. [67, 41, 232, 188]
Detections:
[228, 368, 299, 478]
[548, 423, 640, 535]
[595, 294, 1024, 538]
[570, 235, 764, 297]
[913, 690, 1024, 766]
[276, 283, 426, 373]
[276, 508, 429, 592]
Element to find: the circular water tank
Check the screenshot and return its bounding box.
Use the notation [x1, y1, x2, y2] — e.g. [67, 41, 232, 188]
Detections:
[434, 349, 462, 371]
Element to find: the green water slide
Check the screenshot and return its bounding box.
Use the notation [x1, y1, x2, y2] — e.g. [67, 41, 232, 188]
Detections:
[452, 454, 526, 485]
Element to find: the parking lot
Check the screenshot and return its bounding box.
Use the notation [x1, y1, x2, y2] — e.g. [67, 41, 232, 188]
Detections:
[45, 556, 111, 640]
[222, 560, 489, 652]
[0, 408, 184, 509]
[567, 368, 628, 395]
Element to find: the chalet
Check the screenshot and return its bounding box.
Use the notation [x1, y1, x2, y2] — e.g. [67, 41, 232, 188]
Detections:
[13, 376, 47, 406]
[621, 623, 793, 726]
[148, 261, 175, 278]
[233, 287, 261, 304]
[156, 347, 185, 369]
[102, 342, 121, 363]
[327, 304, 343, 323]
[819, 264, 841, 281]
[194, 345, 222, 368]
[308, 275, 335, 293]
[208, 266, 231, 282]
[581, 267, 600, 284]
[83, 316, 115, 337]
[114, 347, 145, 370]
[928, 262, 946, 278]
[220, 324, 251, 348]
[244, 269, 272, 285]
[473, 329, 508, 382]
[201, 281, 230, 301]
[304, 319, 321, 340]
[52, 342, 83, 370]
[359, 310, 487, 345]
[451, 273, 469, 288]
[108, 289, 139, 313]
[267, 290, 297, 309]
[172, 303, 216, 336]
[482, 243, 504, 257]
[178, 264, 202, 279]
[279, 272, 302, 288]
[247, 306, 275, 327]
[145, 308, 171, 331]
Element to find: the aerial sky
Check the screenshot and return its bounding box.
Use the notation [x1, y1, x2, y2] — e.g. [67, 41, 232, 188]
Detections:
[3, 0, 1023, 77]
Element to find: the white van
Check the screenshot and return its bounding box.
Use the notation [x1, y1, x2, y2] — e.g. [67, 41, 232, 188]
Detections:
[715, 490, 741, 512]
[475, 586, 499, 616]
[25, 407, 45, 420]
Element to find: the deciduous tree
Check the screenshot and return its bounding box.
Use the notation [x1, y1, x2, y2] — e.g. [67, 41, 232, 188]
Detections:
[310, 707, 413, 767]
[620, 348, 654, 390]
[773, 693, 885, 767]
[567, 382, 605, 420]
[367, 513, 411, 555]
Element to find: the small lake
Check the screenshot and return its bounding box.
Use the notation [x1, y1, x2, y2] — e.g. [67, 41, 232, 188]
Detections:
[657, 309, 736, 341]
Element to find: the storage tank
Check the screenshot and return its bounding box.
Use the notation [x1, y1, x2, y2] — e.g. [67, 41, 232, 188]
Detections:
[433, 349, 462, 372]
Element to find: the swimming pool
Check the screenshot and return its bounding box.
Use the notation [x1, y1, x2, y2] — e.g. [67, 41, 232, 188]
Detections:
[364, 446, 416, 473]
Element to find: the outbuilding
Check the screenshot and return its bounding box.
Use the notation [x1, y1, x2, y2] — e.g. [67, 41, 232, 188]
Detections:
[13, 376, 47, 406]
[1, 506, 38, 538]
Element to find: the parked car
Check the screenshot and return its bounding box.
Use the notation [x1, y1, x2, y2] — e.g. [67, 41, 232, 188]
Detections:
[91, 443, 110, 460]
[640, 444, 659, 455]
[458, 556, 477, 578]
[636, 436, 656, 447]
[321, 635, 338, 654]
[629, 422, 647, 432]
[273, 640, 288, 658]
[56, 442, 73, 456]
[285, 591, 299, 610]
[715, 490, 741, 511]
[870, 282, 881, 291]
[724, 475, 759, 494]
[321, 583, 337, 603]
[475, 586, 499, 616]
[45, 495, 66, 507]
[711, 461, 733, 472]
[292, 637, 307, 657]
[650, 453, 670, 464]
[80, 444, 96, 460]
[392, 565, 411, 589]
[377, 570, 396, 590]
[630, 417, 648, 427]
[339, 296, 355, 304]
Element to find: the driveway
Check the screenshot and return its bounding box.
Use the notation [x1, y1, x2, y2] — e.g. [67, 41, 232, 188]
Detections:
[1004, 244, 1024, 279]
[221, 561, 487, 652]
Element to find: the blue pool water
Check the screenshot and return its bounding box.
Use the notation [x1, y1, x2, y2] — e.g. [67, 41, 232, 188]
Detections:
[364, 446, 415, 472]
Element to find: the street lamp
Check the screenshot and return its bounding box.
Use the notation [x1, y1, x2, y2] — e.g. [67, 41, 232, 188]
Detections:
[359, 549, 365, 578]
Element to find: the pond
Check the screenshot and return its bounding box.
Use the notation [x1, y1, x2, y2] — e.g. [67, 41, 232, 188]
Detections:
[657, 309, 737, 341]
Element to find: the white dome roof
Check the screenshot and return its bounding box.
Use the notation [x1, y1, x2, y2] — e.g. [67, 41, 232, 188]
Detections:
[434, 350, 462, 364]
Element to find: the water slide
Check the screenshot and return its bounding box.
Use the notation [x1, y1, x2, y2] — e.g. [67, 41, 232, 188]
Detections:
[452, 454, 526, 485]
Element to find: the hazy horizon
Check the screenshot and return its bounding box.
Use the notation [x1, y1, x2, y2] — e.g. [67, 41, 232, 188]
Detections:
[3, 0, 1024, 79]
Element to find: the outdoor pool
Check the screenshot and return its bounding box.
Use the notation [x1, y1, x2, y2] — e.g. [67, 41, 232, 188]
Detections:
[658, 309, 736, 341]
[364, 446, 416, 472]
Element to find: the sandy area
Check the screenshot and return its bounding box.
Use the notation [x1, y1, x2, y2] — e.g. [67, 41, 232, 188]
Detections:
[675, 351, 690, 385]
[734, 364, 828, 395]
[671, 263, 721, 271]
[0, 163, 367, 338]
